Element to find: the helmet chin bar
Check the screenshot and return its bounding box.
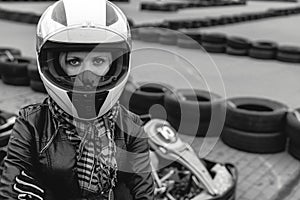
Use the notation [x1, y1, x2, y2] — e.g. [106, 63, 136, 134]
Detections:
[67, 91, 109, 120]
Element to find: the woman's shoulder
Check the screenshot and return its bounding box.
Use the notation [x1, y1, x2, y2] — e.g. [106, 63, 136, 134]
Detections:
[17, 97, 50, 122]
[118, 105, 143, 126]
[116, 105, 144, 136]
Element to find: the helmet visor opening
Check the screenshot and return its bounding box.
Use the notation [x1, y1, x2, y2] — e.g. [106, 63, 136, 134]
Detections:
[39, 41, 130, 93]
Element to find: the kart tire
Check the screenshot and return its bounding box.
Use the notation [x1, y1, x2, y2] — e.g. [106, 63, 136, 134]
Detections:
[1, 75, 30, 86]
[199, 18, 212, 27]
[217, 16, 232, 25]
[164, 89, 222, 137]
[15, 13, 35, 24]
[227, 36, 250, 49]
[0, 48, 21, 62]
[202, 42, 226, 53]
[288, 141, 300, 161]
[30, 80, 47, 93]
[286, 109, 300, 145]
[138, 28, 160, 43]
[177, 31, 201, 49]
[180, 29, 202, 41]
[202, 33, 227, 44]
[249, 41, 278, 59]
[0, 48, 22, 78]
[0, 57, 34, 76]
[276, 46, 300, 63]
[225, 97, 288, 133]
[160, 4, 179, 12]
[221, 127, 287, 154]
[158, 31, 178, 45]
[226, 46, 248, 56]
[167, 20, 184, 30]
[122, 82, 172, 119]
[27, 62, 41, 81]
[167, 116, 218, 137]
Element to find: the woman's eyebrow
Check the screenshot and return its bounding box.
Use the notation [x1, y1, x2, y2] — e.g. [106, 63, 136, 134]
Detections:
[66, 56, 81, 60]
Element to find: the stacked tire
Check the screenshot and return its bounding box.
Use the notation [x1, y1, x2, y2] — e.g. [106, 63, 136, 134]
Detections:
[27, 61, 47, 93]
[286, 108, 300, 160]
[119, 79, 172, 122]
[202, 33, 227, 53]
[221, 97, 288, 153]
[226, 36, 251, 56]
[0, 56, 35, 86]
[276, 45, 300, 63]
[164, 89, 224, 137]
[249, 41, 278, 59]
[177, 29, 202, 49]
[0, 48, 22, 79]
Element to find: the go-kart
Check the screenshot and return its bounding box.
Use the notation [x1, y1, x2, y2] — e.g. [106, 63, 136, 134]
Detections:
[144, 119, 238, 200]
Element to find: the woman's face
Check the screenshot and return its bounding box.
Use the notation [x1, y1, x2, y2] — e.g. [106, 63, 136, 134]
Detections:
[59, 51, 112, 76]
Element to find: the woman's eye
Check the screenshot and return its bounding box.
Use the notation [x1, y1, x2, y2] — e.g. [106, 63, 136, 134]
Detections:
[67, 59, 81, 66]
[93, 57, 106, 65]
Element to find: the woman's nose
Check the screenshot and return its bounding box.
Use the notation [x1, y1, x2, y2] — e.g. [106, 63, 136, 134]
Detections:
[81, 59, 108, 75]
[79, 70, 100, 87]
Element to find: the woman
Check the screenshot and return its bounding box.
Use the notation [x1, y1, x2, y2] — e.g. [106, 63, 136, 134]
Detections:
[0, 0, 154, 199]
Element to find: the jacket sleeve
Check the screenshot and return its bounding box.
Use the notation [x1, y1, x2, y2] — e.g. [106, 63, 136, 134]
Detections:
[0, 112, 35, 199]
[126, 124, 155, 200]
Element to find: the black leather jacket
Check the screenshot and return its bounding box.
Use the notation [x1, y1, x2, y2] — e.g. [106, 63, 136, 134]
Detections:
[0, 98, 154, 200]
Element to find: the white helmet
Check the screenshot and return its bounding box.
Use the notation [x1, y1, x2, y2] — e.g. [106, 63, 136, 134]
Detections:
[36, 0, 131, 120]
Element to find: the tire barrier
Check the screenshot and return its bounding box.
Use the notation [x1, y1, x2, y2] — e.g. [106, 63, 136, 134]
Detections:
[276, 45, 300, 63]
[119, 81, 172, 121]
[248, 41, 278, 60]
[1, 3, 300, 31]
[286, 109, 300, 144]
[226, 36, 250, 56]
[177, 29, 202, 49]
[30, 80, 47, 93]
[164, 89, 223, 137]
[221, 97, 288, 153]
[158, 7, 300, 30]
[221, 127, 287, 154]
[0, 48, 21, 62]
[0, 56, 35, 86]
[134, 27, 300, 63]
[202, 33, 227, 53]
[225, 97, 288, 133]
[0, 48, 22, 78]
[27, 61, 47, 93]
[0, 0, 127, 1]
[158, 30, 178, 45]
[138, 27, 161, 43]
[288, 141, 300, 161]
[286, 109, 300, 161]
[1, 2, 300, 64]
[0, 8, 40, 25]
[141, 0, 246, 12]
